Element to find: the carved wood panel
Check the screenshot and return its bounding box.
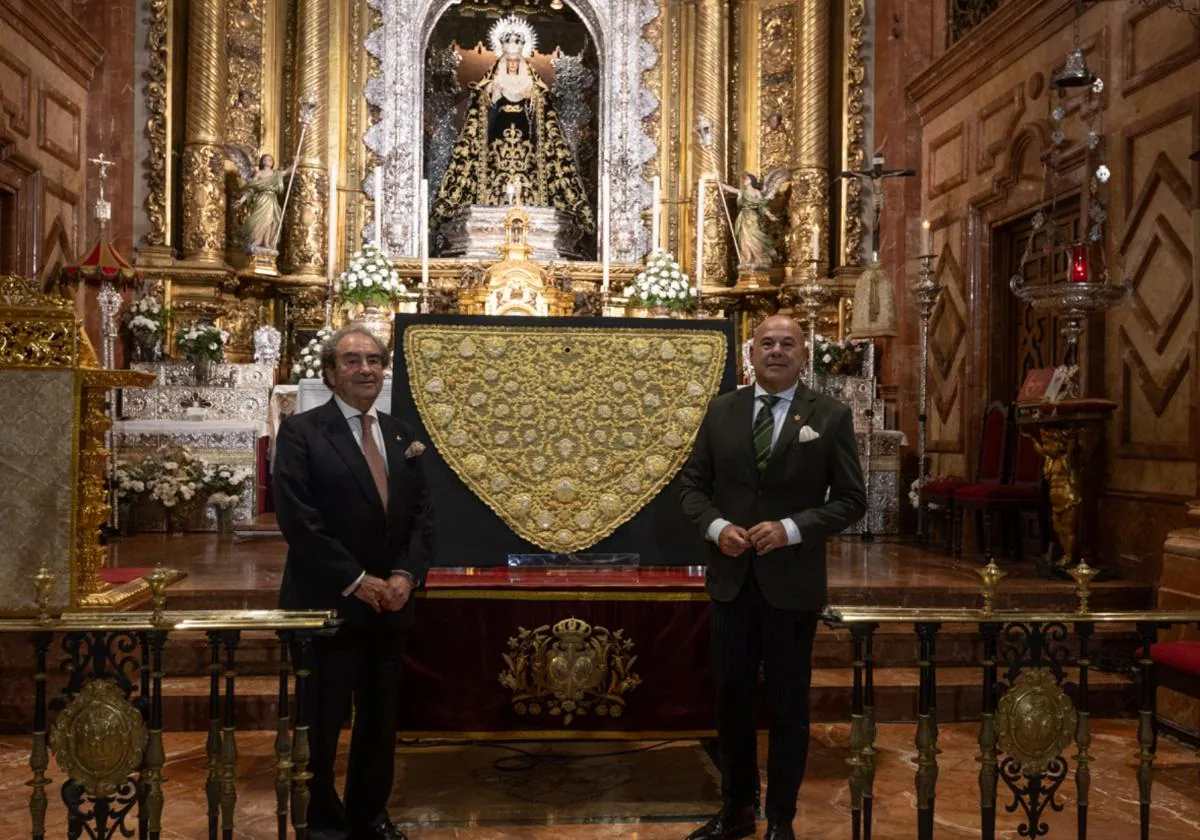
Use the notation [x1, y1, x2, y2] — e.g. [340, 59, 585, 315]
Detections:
[929, 224, 967, 454]
[1115, 98, 1198, 464]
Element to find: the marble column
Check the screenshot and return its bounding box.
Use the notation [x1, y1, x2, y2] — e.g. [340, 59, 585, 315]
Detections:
[181, 0, 228, 264]
[785, 0, 831, 278]
[693, 0, 730, 287]
[283, 0, 329, 277]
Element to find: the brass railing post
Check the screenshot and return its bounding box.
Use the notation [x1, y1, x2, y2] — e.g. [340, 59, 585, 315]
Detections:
[1074, 620, 1094, 840]
[291, 632, 314, 838]
[219, 630, 241, 840]
[205, 631, 221, 840]
[274, 632, 294, 840]
[1135, 621, 1160, 840]
[144, 630, 168, 839]
[977, 621, 1001, 840]
[915, 622, 942, 840]
[28, 631, 53, 840]
[847, 628, 867, 840]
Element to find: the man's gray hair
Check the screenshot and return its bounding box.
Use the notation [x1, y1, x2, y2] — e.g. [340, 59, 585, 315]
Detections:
[320, 323, 390, 386]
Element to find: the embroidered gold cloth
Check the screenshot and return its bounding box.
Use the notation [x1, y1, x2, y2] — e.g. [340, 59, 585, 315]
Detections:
[404, 325, 726, 552]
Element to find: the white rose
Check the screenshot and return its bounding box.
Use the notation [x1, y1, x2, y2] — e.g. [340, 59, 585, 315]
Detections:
[822, 353, 832, 364]
[305, 369, 315, 378]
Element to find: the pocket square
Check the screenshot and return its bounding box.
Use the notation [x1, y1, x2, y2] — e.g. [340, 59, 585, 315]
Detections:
[797, 425, 821, 443]
[404, 441, 426, 459]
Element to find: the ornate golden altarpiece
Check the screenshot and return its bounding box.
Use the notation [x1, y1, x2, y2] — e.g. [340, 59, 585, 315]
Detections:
[0, 276, 169, 614]
[135, 0, 868, 364]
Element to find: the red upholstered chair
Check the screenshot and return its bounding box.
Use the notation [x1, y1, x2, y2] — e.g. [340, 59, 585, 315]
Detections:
[1150, 643, 1200, 713]
[921, 401, 1007, 555]
[953, 412, 1044, 559]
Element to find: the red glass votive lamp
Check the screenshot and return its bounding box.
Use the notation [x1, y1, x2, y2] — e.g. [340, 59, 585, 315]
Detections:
[1069, 244, 1089, 283]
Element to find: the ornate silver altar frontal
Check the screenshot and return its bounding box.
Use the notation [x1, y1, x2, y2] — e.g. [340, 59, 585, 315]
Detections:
[364, 0, 660, 262]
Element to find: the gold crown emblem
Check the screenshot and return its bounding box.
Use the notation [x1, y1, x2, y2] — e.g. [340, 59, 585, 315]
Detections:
[552, 617, 592, 642]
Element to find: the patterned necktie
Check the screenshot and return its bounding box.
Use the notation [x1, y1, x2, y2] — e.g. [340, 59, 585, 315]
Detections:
[753, 394, 781, 473]
[359, 414, 389, 508]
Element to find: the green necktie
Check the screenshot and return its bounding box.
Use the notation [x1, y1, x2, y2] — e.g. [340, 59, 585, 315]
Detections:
[753, 394, 782, 473]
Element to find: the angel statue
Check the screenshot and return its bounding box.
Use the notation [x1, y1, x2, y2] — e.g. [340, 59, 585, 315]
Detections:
[432, 15, 595, 234]
[228, 149, 296, 254]
[718, 167, 789, 270]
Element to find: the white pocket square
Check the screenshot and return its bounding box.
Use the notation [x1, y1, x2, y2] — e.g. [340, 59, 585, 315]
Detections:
[404, 441, 426, 459]
[797, 425, 821, 443]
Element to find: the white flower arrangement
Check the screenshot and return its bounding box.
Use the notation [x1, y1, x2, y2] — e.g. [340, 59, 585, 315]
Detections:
[290, 327, 333, 383]
[114, 460, 151, 503]
[175, 321, 229, 364]
[625, 249, 698, 312]
[123, 294, 167, 358]
[908, 477, 923, 510]
[204, 463, 253, 510]
[337, 243, 406, 307]
[147, 448, 207, 509]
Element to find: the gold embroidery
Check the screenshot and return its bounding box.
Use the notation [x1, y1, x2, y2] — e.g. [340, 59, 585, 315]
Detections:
[405, 324, 725, 551]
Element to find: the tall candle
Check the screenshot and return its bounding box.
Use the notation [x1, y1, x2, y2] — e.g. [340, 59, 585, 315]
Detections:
[810, 223, 820, 262]
[922, 219, 932, 255]
[374, 168, 383, 248]
[420, 179, 430, 288]
[327, 171, 338, 282]
[601, 175, 611, 293]
[695, 176, 706, 290]
[650, 175, 661, 254]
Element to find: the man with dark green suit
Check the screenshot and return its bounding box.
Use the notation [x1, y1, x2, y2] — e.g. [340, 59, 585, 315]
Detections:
[680, 315, 867, 840]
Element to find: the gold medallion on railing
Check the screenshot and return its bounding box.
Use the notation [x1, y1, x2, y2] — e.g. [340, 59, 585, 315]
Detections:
[405, 324, 726, 551]
[995, 668, 1076, 777]
[498, 617, 642, 726]
[49, 680, 149, 797]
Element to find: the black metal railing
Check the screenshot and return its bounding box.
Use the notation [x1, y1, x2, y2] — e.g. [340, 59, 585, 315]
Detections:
[823, 604, 1199, 840]
[4, 607, 335, 840]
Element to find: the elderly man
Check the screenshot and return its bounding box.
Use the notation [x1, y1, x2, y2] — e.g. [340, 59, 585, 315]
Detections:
[274, 323, 434, 840]
[680, 315, 866, 840]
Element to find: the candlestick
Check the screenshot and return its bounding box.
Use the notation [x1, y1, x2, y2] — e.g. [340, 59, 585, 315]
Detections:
[695, 176, 707, 290]
[601, 174, 611, 294]
[327, 171, 338, 282]
[922, 219, 932, 255]
[650, 175, 661, 254]
[420, 178, 430, 289]
[374, 168, 383, 248]
[913, 254, 945, 541]
[810, 224, 820, 263]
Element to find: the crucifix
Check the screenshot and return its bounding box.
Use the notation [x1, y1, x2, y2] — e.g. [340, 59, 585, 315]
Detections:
[839, 154, 916, 261]
[88, 153, 115, 227]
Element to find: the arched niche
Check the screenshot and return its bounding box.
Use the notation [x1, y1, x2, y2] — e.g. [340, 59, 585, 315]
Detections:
[364, 0, 659, 263]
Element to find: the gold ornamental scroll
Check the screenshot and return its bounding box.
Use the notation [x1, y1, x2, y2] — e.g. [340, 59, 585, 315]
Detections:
[404, 325, 726, 552]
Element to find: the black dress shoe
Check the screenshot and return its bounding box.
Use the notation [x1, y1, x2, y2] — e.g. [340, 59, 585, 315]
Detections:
[685, 805, 756, 840]
[762, 818, 795, 840]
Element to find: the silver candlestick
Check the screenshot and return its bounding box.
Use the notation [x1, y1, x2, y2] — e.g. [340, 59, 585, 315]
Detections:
[913, 254, 944, 541]
[796, 260, 830, 389]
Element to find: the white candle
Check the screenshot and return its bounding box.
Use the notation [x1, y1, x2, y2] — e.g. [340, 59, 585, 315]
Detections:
[506, 181, 515, 205]
[650, 175, 661, 254]
[601, 175, 611, 293]
[810, 224, 820, 263]
[695, 176, 706, 290]
[327, 171, 338, 282]
[373, 168, 383, 248]
[922, 219, 932, 254]
[420, 178, 430, 288]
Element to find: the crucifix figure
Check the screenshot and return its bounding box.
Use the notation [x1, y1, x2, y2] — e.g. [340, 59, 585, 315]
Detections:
[88, 153, 116, 226]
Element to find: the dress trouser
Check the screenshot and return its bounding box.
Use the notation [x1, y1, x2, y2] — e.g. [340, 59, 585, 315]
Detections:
[709, 569, 819, 820]
[307, 623, 406, 833]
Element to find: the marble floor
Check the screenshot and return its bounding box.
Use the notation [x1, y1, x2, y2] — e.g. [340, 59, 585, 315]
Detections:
[3, 722, 1198, 838]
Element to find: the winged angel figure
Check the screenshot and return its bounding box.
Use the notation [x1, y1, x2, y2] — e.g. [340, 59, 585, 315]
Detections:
[718, 166, 790, 270]
[226, 144, 296, 254]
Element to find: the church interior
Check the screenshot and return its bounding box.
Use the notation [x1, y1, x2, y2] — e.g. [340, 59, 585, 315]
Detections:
[2, 0, 1200, 837]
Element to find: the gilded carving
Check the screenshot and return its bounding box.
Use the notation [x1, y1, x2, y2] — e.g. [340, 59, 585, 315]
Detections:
[843, 0, 867, 266]
[786, 167, 829, 270]
[759, 5, 796, 172]
[182, 144, 227, 258]
[0, 275, 77, 366]
[49, 680, 148, 798]
[225, 0, 265, 151]
[282, 167, 328, 275]
[143, 0, 170, 247]
[404, 324, 726, 552]
[995, 668, 1077, 777]
[499, 617, 642, 726]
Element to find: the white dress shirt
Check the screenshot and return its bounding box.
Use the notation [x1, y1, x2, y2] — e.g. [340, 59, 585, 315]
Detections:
[705, 382, 804, 547]
[333, 396, 413, 596]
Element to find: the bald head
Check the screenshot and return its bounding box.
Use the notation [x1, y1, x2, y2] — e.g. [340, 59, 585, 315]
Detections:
[750, 315, 805, 393]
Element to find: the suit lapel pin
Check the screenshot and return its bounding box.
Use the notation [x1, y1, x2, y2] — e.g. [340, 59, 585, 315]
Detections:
[793, 414, 803, 423]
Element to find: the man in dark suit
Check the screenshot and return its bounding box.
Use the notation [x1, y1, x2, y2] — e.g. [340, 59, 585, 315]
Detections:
[680, 315, 867, 840]
[274, 324, 434, 840]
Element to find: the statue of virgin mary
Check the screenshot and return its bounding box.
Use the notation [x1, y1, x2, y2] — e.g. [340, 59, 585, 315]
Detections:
[433, 16, 596, 234]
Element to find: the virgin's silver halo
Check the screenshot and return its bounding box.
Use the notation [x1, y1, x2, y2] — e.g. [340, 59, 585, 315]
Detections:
[489, 15, 537, 58]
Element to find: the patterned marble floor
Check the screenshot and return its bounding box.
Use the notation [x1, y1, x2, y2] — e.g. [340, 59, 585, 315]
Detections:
[2, 722, 1197, 838]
